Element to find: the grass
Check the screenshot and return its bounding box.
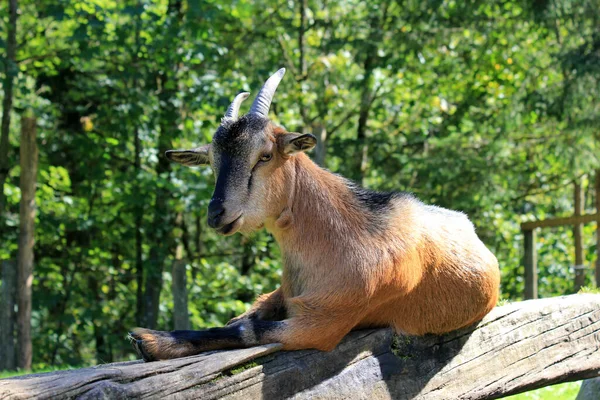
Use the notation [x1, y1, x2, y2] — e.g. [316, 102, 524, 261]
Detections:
[503, 381, 581, 400]
[497, 298, 512, 307]
[0, 364, 84, 379]
[228, 361, 259, 375]
[578, 286, 600, 295]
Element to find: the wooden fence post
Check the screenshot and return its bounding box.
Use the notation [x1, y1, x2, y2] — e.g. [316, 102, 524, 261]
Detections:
[524, 229, 537, 299]
[574, 181, 585, 291]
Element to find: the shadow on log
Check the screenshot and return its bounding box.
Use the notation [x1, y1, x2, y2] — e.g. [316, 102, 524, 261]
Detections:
[1, 294, 599, 399]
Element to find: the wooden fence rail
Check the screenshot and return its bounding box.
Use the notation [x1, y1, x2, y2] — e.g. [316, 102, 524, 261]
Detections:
[521, 171, 600, 299]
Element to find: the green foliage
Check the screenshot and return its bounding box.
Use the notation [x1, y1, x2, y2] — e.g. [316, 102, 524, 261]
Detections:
[504, 381, 582, 400]
[0, 0, 598, 386]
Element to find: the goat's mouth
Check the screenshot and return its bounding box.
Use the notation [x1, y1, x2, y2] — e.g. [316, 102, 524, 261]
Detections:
[215, 214, 244, 236]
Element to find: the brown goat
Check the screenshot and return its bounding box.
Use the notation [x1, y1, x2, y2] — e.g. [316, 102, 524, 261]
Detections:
[129, 69, 500, 361]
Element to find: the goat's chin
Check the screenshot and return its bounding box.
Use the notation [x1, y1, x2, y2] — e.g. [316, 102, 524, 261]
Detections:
[236, 218, 265, 235]
[216, 215, 244, 236]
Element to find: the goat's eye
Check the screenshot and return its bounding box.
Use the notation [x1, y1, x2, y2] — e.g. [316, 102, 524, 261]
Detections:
[260, 153, 272, 162]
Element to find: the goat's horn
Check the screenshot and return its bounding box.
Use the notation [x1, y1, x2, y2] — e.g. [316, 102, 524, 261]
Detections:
[224, 92, 250, 121]
[249, 68, 286, 118]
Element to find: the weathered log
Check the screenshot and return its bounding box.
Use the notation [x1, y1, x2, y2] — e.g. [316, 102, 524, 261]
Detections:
[1, 294, 599, 400]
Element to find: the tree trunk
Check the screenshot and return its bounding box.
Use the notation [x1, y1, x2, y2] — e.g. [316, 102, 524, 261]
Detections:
[171, 258, 189, 331]
[594, 169, 600, 288]
[143, 0, 182, 329]
[297, 0, 308, 125]
[0, 260, 17, 370]
[354, 19, 378, 185]
[0, 0, 18, 214]
[240, 237, 254, 276]
[144, 154, 171, 329]
[353, 3, 390, 185]
[191, 213, 204, 281]
[171, 213, 189, 330]
[1, 294, 599, 399]
[17, 116, 38, 370]
[313, 123, 327, 167]
[134, 124, 144, 326]
[88, 275, 111, 364]
[132, 1, 145, 328]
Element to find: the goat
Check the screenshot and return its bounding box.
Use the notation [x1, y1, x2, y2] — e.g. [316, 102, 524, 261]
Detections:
[129, 68, 500, 361]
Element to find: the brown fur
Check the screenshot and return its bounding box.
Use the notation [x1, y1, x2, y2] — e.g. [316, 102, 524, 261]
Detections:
[254, 126, 500, 350]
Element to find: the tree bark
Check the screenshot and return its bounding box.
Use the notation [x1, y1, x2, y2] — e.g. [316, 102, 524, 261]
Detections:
[297, 0, 308, 124]
[88, 276, 111, 364]
[132, 0, 145, 328]
[595, 170, 600, 288]
[1, 294, 599, 399]
[0, 260, 17, 371]
[171, 259, 189, 331]
[0, 0, 18, 214]
[355, 51, 375, 185]
[17, 116, 38, 370]
[143, 0, 182, 329]
[240, 237, 254, 276]
[313, 123, 327, 167]
[354, 5, 386, 185]
[171, 213, 189, 330]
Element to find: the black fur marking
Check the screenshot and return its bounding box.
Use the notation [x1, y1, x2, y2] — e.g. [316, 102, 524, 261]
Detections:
[170, 326, 241, 345]
[349, 185, 412, 214]
[346, 183, 415, 234]
[167, 319, 283, 350]
[213, 114, 269, 155]
[250, 319, 285, 340]
[210, 114, 268, 205]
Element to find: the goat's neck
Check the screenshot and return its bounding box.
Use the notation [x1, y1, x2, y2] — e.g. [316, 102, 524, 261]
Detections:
[267, 154, 366, 256]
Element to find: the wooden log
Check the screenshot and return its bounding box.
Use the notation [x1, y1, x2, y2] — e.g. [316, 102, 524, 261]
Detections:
[1, 294, 599, 399]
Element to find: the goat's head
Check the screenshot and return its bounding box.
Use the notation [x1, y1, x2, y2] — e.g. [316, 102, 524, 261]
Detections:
[166, 68, 317, 235]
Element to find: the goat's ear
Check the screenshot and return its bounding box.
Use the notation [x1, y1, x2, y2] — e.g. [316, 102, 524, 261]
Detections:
[280, 133, 317, 155]
[165, 144, 211, 166]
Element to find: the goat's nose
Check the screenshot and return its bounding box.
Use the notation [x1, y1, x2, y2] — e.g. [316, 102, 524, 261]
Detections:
[207, 201, 225, 228]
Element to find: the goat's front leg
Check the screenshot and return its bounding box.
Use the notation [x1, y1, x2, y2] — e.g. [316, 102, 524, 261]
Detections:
[129, 319, 284, 361]
[130, 288, 285, 361]
[130, 297, 365, 361]
[226, 288, 285, 325]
